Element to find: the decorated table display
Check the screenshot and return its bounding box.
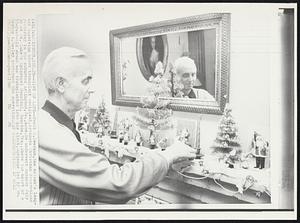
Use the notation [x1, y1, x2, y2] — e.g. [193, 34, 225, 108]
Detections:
[76, 62, 270, 204]
[80, 131, 271, 204]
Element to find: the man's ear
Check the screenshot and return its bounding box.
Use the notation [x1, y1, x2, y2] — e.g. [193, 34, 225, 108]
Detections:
[55, 77, 67, 93]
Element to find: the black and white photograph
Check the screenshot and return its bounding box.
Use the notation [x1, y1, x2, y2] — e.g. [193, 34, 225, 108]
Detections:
[2, 2, 296, 221]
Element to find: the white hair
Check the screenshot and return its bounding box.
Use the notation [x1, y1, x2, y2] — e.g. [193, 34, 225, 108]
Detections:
[174, 56, 197, 76]
[41, 47, 87, 94]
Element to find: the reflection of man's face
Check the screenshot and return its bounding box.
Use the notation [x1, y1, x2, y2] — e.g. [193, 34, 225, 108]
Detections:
[63, 58, 94, 111]
[180, 72, 196, 91]
[150, 37, 156, 49]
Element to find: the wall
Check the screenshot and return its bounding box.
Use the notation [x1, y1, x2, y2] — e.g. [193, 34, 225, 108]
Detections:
[38, 4, 279, 154]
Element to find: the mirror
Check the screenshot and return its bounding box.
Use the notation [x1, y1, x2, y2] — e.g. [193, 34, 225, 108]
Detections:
[110, 13, 230, 114]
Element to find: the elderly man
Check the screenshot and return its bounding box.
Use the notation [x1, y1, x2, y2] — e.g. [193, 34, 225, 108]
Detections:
[39, 47, 196, 205]
[174, 56, 215, 100]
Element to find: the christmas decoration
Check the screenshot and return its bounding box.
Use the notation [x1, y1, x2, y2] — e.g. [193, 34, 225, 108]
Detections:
[118, 118, 132, 143]
[77, 109, 90, 132]
[135, 130, 143, 146]
[123, 132, 129, 145]
[91, 97, 111, 136]
[251, 131, 269, 169]
[110, 107, 119, 139]
[177, 128, 191, 146]
[157, 137, 168, 150]
[133, 62, 174, 148]
[211, 104, 241, 165]
[118, 130, 124, 143]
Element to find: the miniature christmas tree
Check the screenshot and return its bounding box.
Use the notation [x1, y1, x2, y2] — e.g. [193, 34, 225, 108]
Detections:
[91, 98, 111, 136]
[134, 62, 173, 129]
[133, 62, 174, 148]
[212, 104, 241, 159]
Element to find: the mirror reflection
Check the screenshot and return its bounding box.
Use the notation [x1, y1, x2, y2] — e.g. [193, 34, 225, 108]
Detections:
[122, 28, 216, 101]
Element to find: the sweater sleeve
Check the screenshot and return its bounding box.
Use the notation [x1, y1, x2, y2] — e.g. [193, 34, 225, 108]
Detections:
[38, 111, 169, 204]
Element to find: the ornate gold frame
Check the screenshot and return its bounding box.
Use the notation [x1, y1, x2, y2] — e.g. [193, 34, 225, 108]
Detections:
[110, 13, 231, 114]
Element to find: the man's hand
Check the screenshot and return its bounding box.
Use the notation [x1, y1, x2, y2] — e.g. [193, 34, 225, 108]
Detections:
[159, 140, 196, 167]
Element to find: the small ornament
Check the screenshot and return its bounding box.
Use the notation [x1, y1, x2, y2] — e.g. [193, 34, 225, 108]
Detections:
[110, 130, 117, 139]
[224, 149, 238, 168]
[149, 133, 156, 149]
[123, 132, 129, 145]
[135, 131, 142, 146]
[241, 160, 249, 169]
[78, 111, 90, 131]
[118, 130, 124, 143]
[158, 137, 168, 150]
[92, 98, 111, 135]
[178, 128, 191, 146]
[123, 118, 132, 132]
[255, 191, 262, 198]
[252, 132, 269, 169]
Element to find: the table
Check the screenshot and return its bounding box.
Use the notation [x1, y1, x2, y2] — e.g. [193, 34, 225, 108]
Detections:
[87, 138, 271, 204]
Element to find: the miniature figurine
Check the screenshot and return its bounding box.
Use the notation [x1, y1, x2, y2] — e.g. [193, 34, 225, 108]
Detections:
[104, 122, 111, 135]
[240, 152, 253, 169]
[225, 149, 237, 168]
[78, 115, 89, 131]
[91, 121, 99, 134]
[124, 118, 132, 132]
[123, 132, 129, 145]
[252, 132, 269, 169]
[178, 128, 191, 146]
[118, 130, 124, 143]
[110, 130, 117, 139]
[158, 137, 168, 151]
[135, 131, 142, 146]
[149, 134, 156, 149]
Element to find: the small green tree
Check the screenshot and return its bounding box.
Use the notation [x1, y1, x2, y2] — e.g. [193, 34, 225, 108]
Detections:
[92, 98, 111, 136]
[212, 104, 241, 159]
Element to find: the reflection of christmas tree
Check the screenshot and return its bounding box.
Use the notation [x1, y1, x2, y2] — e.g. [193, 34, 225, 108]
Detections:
[92, 98, 111, 135]
[212, 104, 241, 157]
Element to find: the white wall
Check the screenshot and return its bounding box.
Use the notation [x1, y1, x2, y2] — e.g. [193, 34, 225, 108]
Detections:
[38, 4, 279, 154]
